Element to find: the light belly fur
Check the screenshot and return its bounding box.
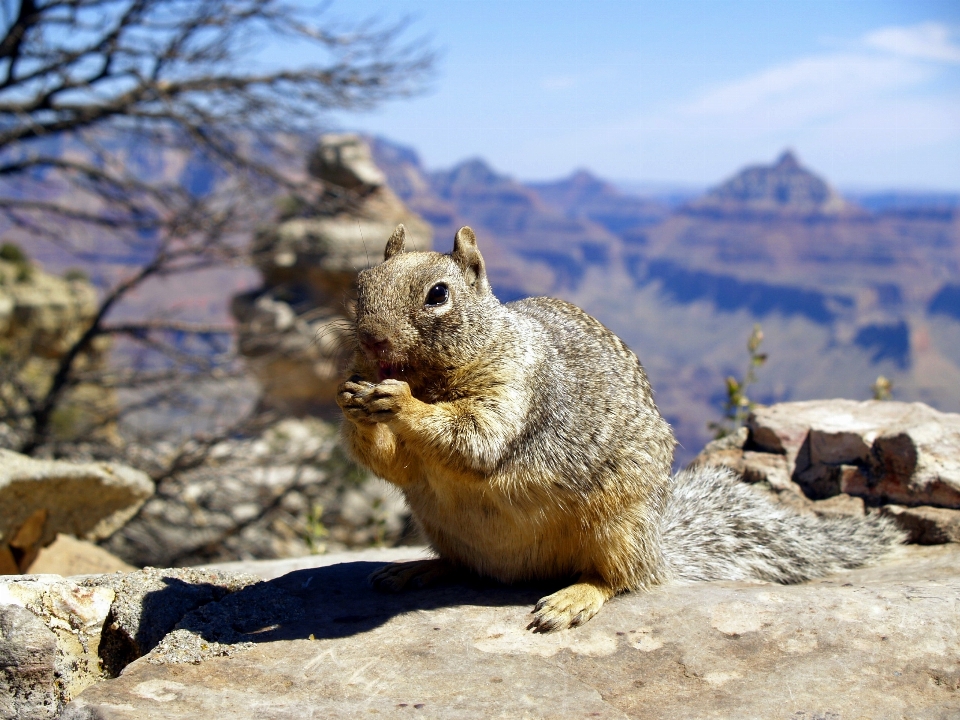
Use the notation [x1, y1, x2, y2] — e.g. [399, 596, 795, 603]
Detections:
[402, 469, 585, 583]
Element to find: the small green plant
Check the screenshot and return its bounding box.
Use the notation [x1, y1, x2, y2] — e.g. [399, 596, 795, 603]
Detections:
[304, 503, 329, 554]
[871, 375, 893, 401]
[709, 324, 768, 439]
[0, 243, 32, 282]
[63, 268, 88, 282]
[276, 194, 311, 221]
[0, 243, 27, 263]
[369, 496, 388, 547]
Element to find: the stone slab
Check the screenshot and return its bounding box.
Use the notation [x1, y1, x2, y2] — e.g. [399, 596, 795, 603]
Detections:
[199, 545, 432, 580]
[26, 534, 134, 576]
[64, 544, 960, 719]
[0, 449, 153, 555]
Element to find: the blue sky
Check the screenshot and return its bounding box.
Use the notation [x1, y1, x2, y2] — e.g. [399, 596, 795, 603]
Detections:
[306, 1, 960, 191]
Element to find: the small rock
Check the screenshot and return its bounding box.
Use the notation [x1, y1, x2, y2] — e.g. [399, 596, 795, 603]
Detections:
[26, 534, 134, 576]
[881, 504, 960, 544]
[0, 450, 153, 573]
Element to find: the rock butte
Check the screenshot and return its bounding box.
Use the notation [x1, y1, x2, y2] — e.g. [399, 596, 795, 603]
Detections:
[231, 132, 432, 418]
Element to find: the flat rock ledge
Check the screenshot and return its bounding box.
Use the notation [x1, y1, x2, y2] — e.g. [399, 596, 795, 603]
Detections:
[33, 544, 960, 720]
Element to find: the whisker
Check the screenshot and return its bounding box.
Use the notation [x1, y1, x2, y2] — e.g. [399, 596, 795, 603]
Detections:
[358, 220, 370, 267]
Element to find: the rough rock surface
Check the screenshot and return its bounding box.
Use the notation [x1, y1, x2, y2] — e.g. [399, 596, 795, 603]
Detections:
[0, 257, 98, 367]
[749, 400, 960, 506]
[693, 400, 960, 541]
[0, 603, 57, 720]
[80, 567, 260, 677]
[0, 255, 112, 449]
[231, 133, 432, 417]
[0, 575, 115, 716]
[60, 544, 960, 719]
[0, 450, 153, 573]
[104, 417, 412, 568]
[0, 568, 258, 718]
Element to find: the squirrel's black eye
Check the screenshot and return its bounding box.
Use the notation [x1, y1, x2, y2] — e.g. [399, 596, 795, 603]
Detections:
[425, 282, 449, 307]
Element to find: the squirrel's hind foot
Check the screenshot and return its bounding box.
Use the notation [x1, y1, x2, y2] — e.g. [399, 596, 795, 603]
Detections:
[368, 558, 453, 593]
[527, 578, 616, 632]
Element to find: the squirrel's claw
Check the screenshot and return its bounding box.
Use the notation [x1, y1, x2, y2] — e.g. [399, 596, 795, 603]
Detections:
[527, 581, 611, 632]
[337, 377, 411, 424]
[337, 382, 374, 423]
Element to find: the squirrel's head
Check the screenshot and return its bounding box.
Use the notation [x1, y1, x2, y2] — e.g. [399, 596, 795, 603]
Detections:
[354, 225, 502, 383]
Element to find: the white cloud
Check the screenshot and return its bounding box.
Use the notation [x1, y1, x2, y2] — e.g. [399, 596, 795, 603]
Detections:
[541, 73, 581, 91]
[864, 22, 960, 64]
[566, 22, 960, 188]
[682, 54, 930, 128]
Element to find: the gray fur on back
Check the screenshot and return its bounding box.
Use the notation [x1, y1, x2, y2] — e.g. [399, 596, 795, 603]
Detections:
[661, 466, 905, 583]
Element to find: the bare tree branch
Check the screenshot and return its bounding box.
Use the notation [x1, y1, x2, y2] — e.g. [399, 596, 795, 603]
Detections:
[0, 0, 433, 458]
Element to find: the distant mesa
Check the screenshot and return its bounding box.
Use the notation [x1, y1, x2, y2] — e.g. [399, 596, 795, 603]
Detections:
[686, 150, 850, 219]
[532, 169, 617, 206]
[529, 168, 670, 235]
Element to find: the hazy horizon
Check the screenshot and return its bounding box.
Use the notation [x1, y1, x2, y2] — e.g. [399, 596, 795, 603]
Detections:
[266, 0, 960, 193]
[367, 133, 960, 198]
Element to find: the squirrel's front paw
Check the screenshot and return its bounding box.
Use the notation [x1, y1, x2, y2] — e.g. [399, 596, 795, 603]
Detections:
[336, 375, 377, 423]
[360, 378, 412, 422]
[337, 377, 412, 424]
[527, 580, 612, 632]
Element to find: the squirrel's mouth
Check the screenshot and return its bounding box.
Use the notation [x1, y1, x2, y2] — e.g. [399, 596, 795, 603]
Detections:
[377, 362, 401, 381]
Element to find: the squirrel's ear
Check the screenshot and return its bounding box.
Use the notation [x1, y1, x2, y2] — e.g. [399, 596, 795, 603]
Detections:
[452, 226, 488, 291]
[384, 224, 406, 260]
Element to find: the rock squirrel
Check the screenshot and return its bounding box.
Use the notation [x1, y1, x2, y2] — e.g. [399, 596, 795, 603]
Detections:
[337, 225, 904, 631]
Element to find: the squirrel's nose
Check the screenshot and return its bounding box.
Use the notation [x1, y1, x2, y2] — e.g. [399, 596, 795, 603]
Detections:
[359, 331, 392, 356]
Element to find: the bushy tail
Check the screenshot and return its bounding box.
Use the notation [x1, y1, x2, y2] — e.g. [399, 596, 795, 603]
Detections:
[660, 466, 906, 584]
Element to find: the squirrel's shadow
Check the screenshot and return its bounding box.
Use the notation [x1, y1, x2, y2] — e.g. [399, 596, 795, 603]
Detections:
[171, 561, 564, 646]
